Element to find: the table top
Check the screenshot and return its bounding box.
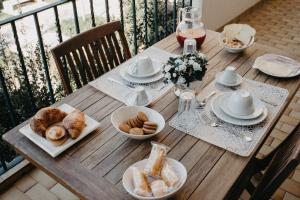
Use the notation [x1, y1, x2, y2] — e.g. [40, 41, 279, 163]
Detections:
[3, 30, 300, 200]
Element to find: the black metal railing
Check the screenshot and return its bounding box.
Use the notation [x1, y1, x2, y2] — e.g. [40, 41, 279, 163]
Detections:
[0, 0, 192, 174]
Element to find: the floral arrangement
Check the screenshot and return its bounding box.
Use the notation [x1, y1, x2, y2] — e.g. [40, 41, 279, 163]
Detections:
[162, 53, 208, 86]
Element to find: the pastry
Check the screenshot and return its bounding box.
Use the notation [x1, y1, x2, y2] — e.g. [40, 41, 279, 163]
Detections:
[161, 162, 179, 188]
[142, 127, 156, 135]
[119, 123, 131, 133]
[63, 110, 86, 139]
[131, 167, 152, 197]
[30, 107, 67, 137]
[150, 180, 169, 197]
[45, 124, 67, 146]
[144, 142, 168, 177]
[137, 112, 148, 122]
[129, 128, 144, 135]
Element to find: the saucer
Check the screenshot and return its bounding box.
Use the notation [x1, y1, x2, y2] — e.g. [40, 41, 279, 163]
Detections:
[124, 91, 153, 107]
[120, 67, 164, 84]
[219, 93, 265, 120]
[127, 60, 162, 78]
[211, 94, 268, 126]
[215, 72, 243, 87]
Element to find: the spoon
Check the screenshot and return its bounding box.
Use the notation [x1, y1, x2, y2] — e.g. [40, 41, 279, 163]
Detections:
[197, 91, 217, 107]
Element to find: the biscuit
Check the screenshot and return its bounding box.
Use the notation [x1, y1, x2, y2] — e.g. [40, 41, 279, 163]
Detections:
[143, 124, 157, 130]
[137, 112, 148, 122]
[119, 123, 131, 133]
[143, 127, 156, 135]
[133, 117, 143, 128]
[144, 121, 157, 127]
[127, 119, 135, 128]
[129, 128, 144, 135]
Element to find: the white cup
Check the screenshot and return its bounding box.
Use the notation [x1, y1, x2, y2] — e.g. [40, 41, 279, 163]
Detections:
[227, 90, 254, 116]
[132, 86, 149, 106]
[132, 56, 155, 76]
[219, 66, 238, 84]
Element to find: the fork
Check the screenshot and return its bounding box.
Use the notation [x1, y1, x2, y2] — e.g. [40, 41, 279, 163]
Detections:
[107, 77, 136, 89]
[201, 113, 253, 142]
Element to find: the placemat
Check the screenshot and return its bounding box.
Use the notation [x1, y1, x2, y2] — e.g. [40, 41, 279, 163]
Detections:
[169, 79, 289, 157]
[89, 47, 175, 105]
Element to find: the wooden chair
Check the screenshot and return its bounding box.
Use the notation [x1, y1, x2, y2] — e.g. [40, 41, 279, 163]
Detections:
[51, 21, 131, 95]
[227, 122, 300, 200]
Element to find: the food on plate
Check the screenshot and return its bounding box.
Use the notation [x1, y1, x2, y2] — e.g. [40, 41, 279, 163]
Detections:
[131, 166, 152, 197]
[223, 38, 244, 48]
[119, 112, 158, 135]
[129, 128, 144, 135]
[45, 124, 68, 146]
[63, 110, 86, 139]
[161, 162, 179, 188]
[30, 107, 67, 137]
[150, 180, 169, 197]
[144, 142, 168, 177]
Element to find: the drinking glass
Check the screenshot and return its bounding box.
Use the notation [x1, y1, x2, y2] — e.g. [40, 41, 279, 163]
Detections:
[177, 89, 197, 130]
[183, 39, 197, 55]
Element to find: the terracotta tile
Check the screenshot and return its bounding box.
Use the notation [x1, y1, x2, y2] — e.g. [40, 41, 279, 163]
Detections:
[271, 138, 282, 148]
[272, 188, 286, 200]
[280, 123, 295, 134]
[26, 184, 58, 200]
[29, 169, 56, 190]
[290, 111, 300, 120]
[292, 170, 300, 183]
[49, 184, 79, 200]
[283, 192, 300, 200]
[258, 145, 273, 156]
[14, 174, 37, 192]
[0, 187, 31, 200]
[272, 129, 288, 141]
[280, 179, 300, 197]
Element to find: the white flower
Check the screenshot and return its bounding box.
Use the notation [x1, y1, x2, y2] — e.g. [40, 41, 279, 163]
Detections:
[177, 76, 186, 84]
[190, 56, 196, 60]
[175, 67, 179, 71]
[164, 72, 171, 79]
[193, 63, 202, 71]
[188, 59, 195, 65]
[172, 73, 177, 77]
[198, 53, 206, 59]
[178, 64, 186, 72]
[175, 59, 183, 65]
[164, 65, 171, 72]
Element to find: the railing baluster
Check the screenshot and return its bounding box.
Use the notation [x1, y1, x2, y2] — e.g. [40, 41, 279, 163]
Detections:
[173, 0, 177, 31]
[54, 6, 69, 87]
[71, 0, 80, 34]
[105, 0, 110, 22]
[154, 0, 159, 42]
[33, 13, 55, 104]
[190, 0, 192, 6]
[89, 0, 96, 27]
[132, 0, 137, 54]
[11, 21, 37, 112]
[119, 0, 124, 29]
[182, 0, 185, 8]
[164, 0, 168, 37]
[0, 69, 16, 126]
[144, 0, 148, 47]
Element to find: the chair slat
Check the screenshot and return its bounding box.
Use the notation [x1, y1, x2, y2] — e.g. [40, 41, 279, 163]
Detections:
[66, 53, 82, 89]
[118, 30, 131, 59]
[89, 42, 105, 75]
[100, 37, 115, 70]
[78, 47, 93, 81]
[106, 34, 120, 66]
[95, 40, 110, 73]
[72, 50, 88, 85]
[111, 33, 124, 63]
[83, 44, 100, 77]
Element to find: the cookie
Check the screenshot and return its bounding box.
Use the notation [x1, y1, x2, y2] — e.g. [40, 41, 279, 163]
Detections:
[133, 117, 143, 128]
[143, 124, 157, 130]
[143, 127, 156, 135]
[137, 112, 148, 122]
[127, 119, 135, 128]
[129, 128, 144, 135]
[119, 123, 131, 133]
[143, 121, 157, 128]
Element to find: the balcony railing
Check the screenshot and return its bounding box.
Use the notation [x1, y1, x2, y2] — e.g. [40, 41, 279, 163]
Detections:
[0, 0, 191, 174]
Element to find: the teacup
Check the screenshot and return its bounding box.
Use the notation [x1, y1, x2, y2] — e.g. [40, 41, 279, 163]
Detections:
[132, 56, 155, 76]
[219, 66, 238, 84]
[132, 86, 149, 106]
[227, 90, 254, 116]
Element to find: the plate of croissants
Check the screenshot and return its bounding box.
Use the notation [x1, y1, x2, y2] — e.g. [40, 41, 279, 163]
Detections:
[19, 104, 100, 157]
[122, 142, 187, 200]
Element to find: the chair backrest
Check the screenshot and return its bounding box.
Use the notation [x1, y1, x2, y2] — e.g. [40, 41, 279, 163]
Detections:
[51, 21, 131, 95]
[251, 123, 300, 200]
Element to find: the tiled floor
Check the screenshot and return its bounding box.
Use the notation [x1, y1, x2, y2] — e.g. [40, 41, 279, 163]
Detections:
[0, 0, 300, 199]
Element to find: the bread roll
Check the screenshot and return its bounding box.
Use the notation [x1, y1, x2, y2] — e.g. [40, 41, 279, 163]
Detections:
[63, 110, 85, 139]
[30, 107, 67, 137]
[131, 167, 152, 197]
[45, 125, 67, 146]
[150, 180, 169, 197]
[161, 163, 179, 188]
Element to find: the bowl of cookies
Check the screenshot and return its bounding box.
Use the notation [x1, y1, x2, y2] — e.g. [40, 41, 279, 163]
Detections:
[111, 106, 165, 140]
[122, 142, 187, 200]
[219, 24, 256, 53]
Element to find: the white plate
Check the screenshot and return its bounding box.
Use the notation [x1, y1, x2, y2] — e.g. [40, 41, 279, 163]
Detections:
[19, 104, 100, 157]
[111, 106, 165, 140]
[219, 93, 265, 120]
[120, 67, 164, 84]
[253, 54, 300, 78]
[122, 158, 187, 200]
[211, 94, 268, 126]
[215, 72, 243, 87]
[127, 60, 162, 78]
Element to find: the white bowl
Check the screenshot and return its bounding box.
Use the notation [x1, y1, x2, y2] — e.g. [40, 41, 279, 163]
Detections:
[219, 32, 255, 53]
[111, 106, 165, 140]
[122, 158, 187, 200]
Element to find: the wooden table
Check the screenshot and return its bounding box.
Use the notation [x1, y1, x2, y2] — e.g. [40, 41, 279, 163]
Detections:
[3, 30, 300, 200]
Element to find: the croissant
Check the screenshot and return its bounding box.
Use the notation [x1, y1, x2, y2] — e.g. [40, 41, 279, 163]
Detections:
[30, 107, 67, 137]
[63, 110, 85, 139]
